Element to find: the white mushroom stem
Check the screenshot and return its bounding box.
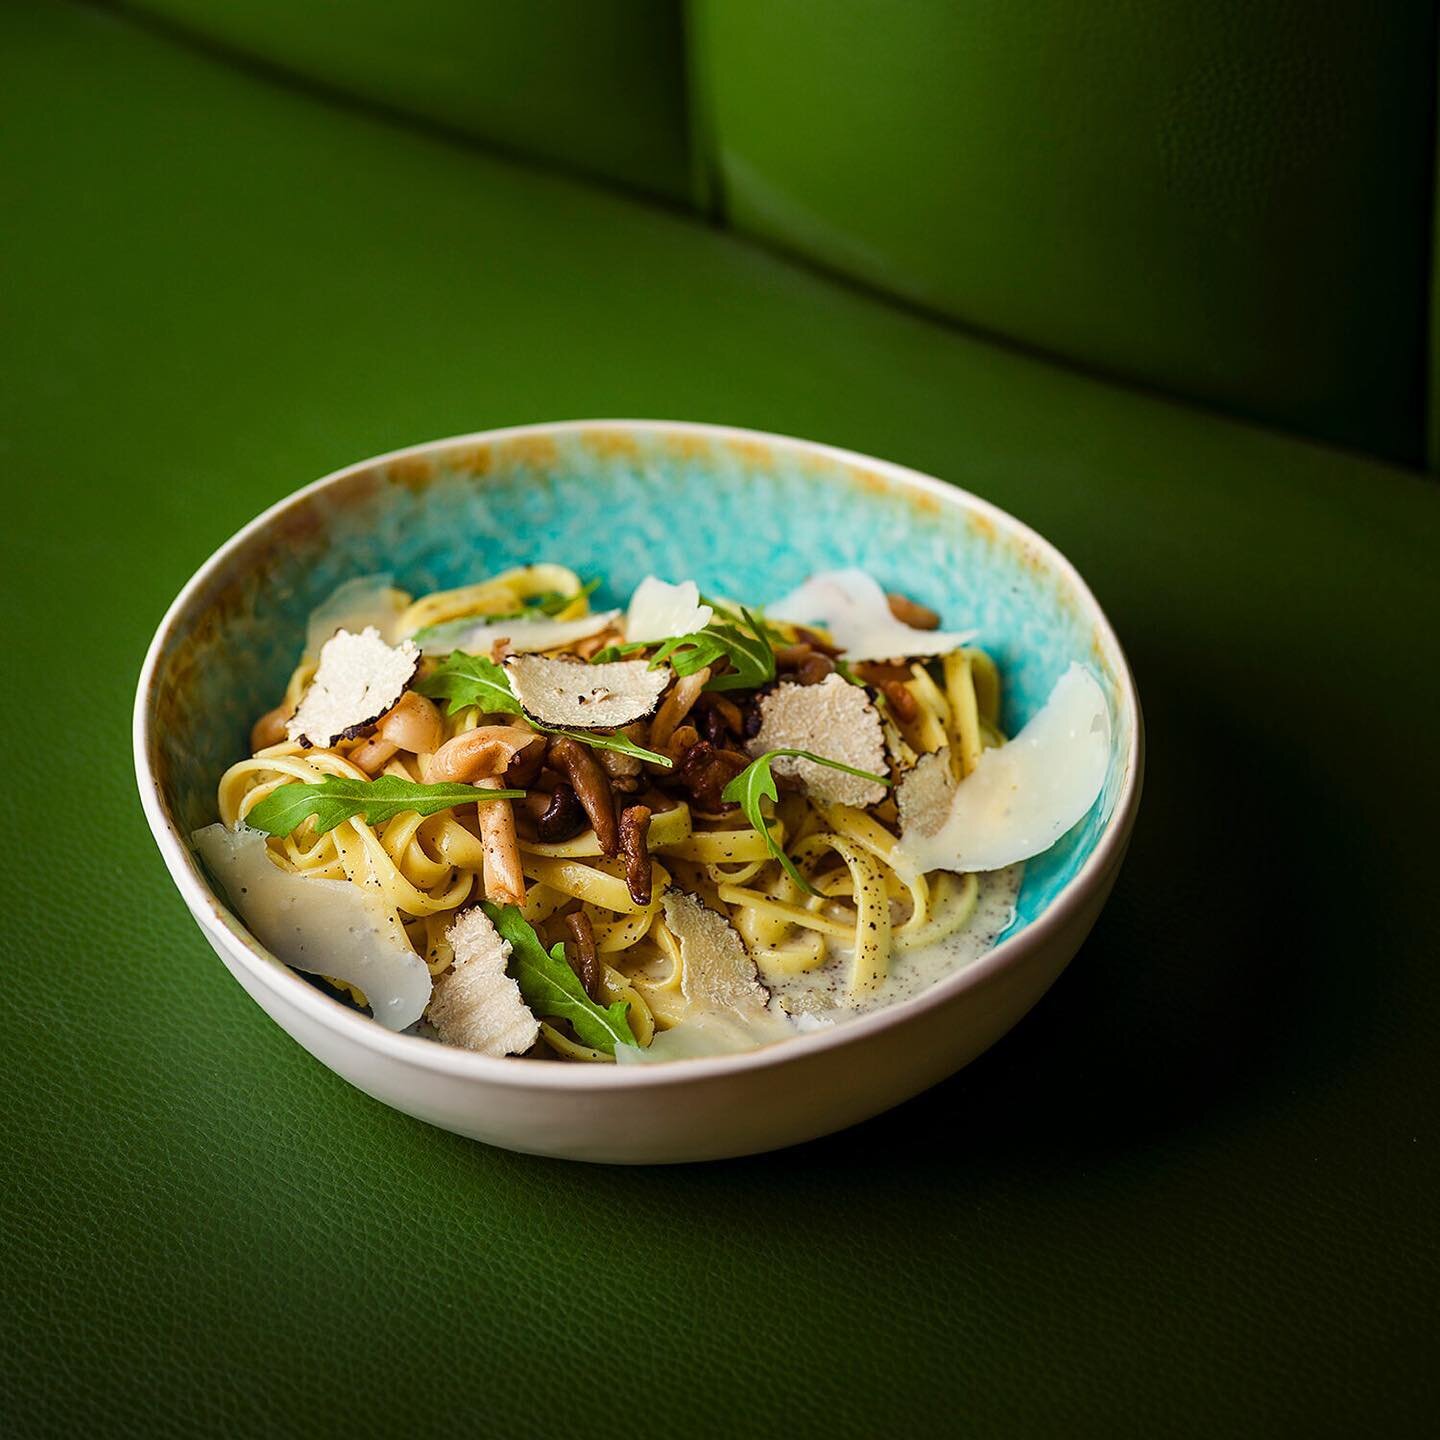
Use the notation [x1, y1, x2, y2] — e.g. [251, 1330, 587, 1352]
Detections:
[378, 691, 444, 753]
[426, 725, 538, 783]
[474, 777, 526, 906]
[349, 735, 400, 775]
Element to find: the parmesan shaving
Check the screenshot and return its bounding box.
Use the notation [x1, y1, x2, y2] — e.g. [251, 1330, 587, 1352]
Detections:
[416, 609, 620, 656]
[624, 577, 713, 643]
[305, 574, 409, 655]
[192, 823, 431, 1030]
[749, 675, 888, 806]
[896, 663, 1110, 873]
[427, 909, 539, 1056]
[504, 654, 670, 728]
[768, 568, 976, 661]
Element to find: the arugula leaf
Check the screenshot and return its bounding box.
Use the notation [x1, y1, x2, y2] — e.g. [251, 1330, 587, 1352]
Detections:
[721, 749, 892, 896]
[542, 726, 671, 767]
[245, 774, 524, 839]
[595, 607, 777, 694]
[587, 640, 650, 664]
[636, 609, 776, 694]
[416, 650, 673, 767]
[529, 578, 599, 616]
[416, 651, 523, 716]
[484, 903, 637, 1055]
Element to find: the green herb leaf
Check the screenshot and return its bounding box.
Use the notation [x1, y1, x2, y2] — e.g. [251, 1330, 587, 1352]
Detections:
[720, 749, 892, 896]
[416, 650, 673, 767]
[529, 578, 599, 616]
[415, 651, 523, 716]
[587, 640, 650, 664]
[833, 658, 866, 687]
[644, 608, 777, 694]
[484, 903, 637, 1055]
[244, 774, 524, 839]
[541, 726, 671, 767]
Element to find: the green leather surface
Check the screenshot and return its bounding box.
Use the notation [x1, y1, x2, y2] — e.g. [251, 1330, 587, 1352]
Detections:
[107, 0, 695, 204]
[693, 0, 1437, 465]
[3, 3, 1438, 1435]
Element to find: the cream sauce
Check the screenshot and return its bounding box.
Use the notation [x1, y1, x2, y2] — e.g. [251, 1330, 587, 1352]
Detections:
[764, 863, 1024, 1021]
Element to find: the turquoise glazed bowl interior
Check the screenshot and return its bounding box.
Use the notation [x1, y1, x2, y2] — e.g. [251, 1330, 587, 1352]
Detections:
[148, 420, 1137, 960]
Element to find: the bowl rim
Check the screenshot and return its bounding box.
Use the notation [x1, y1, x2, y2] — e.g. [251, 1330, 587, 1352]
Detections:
[134, 418, 1144, 1089]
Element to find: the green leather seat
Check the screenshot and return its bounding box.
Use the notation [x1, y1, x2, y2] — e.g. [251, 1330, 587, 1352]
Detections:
[3, 3, 1435, 1435]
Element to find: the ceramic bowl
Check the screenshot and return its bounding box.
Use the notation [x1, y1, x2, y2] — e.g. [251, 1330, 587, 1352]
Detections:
[134, 420, 1143, 1163]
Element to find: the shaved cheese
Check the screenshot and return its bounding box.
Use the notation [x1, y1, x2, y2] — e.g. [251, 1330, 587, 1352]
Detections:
[505, 654, 669, 728]
[663, 891, 770, 1016]
[896, 663, 1110, 873]
[427, 908, 538, 1056]
[192, 823, 431, 1030]
[287, 626, 420, 748]
[768, 568, 976, 661]
[615, 1007, 797, 1063]
[305, 574, 408, 655]
[749, 674, 888, 806]
[415, 609, 620, 656]
[625, 577, 713, 643]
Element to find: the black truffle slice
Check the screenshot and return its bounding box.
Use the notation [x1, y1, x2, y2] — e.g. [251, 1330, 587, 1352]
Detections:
[286, 626, 421, 749]
[503, 654, 670, 729]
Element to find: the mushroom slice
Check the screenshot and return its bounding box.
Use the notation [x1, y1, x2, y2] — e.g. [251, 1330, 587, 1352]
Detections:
[625, 576, 713, 643]
[749, 674, 888, 806]
[192, 823, 431, 1031]
[767, 568, 975, 661]
[427, 908, 539, 1056]
[895, 663, 1111, 874]
[504, 654, 670, 729]
[287, 626, 421, 749]
[662, 891, 770, 1017]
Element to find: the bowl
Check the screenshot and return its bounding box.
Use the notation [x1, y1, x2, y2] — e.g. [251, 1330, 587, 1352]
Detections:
[134, 420, 1143, 1163]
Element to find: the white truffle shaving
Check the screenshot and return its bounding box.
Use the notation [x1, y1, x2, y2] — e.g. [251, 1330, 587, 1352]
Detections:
[504, 654, 670, 728]
[416, 609, 620, 657]
[624, 576, 713, 643]
[286, 626, 420, 748]
[896, 663, 1111, 873]
[305, 573, 408, 655]
[749, 674, 888, 806]
[662, 891, 770, 1016]
[767, 568, 976, 661]
[428, 908, 539, 1057]
[192, 823, 431, 1031]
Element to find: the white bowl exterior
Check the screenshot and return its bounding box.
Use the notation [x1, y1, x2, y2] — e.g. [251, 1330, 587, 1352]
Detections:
[194, 816, 1131, 1165]
[138, 419, 1143, 1164]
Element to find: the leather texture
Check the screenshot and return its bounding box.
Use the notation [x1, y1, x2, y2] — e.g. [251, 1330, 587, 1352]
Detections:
[2, 3, 1438, 1435]
[106, 0, 696, 204]
[692, 0, 1437, 465]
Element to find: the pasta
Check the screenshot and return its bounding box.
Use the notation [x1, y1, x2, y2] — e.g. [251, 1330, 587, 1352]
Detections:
[199, 565, 1071, 1064]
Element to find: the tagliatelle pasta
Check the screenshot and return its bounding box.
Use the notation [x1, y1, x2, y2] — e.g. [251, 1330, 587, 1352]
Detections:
[195, 564, 1108, 1063]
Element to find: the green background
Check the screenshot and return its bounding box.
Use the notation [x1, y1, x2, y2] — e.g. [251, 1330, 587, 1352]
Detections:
[2, 3, 1437, 1435]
